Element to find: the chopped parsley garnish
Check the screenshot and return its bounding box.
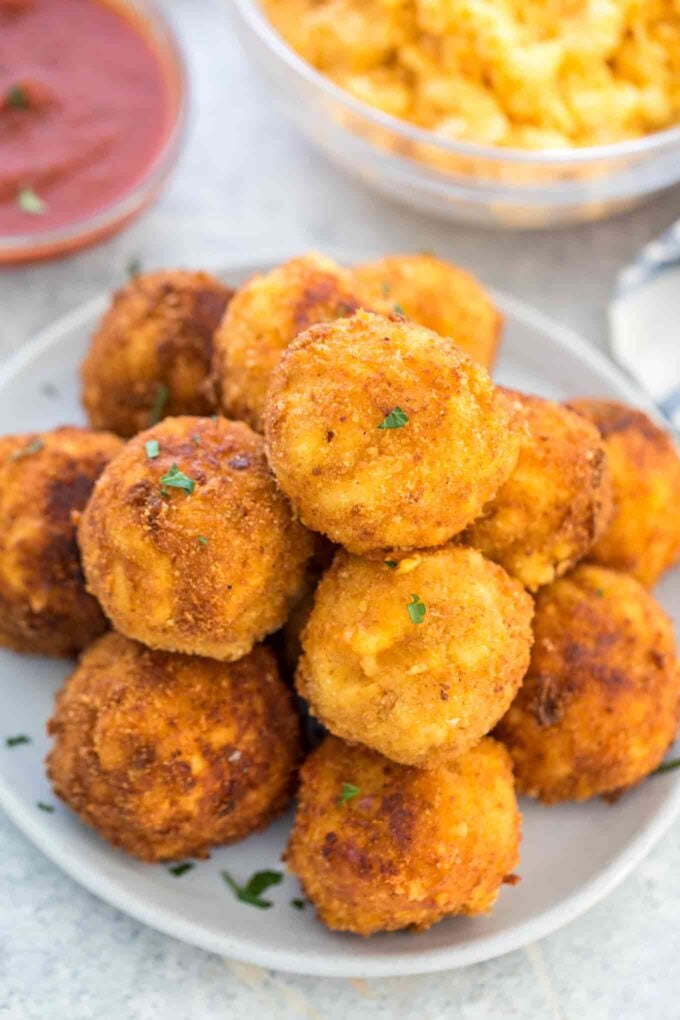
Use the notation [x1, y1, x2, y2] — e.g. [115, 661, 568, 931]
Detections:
[291, 898, 306, 910]
[168, 862, 194, 877]
[17, 187, 46, 216]
[393, 303, 405, 316]
[192, 434, 201, 446]
[221, 869, 283, 909]
[654, 758, 680, 776]
[148, 383, 169, 426]
[407, 594, 426, 625]
[6, 84, 29, 109]
[378, 407, 409, 430]
[145, 439, 160, 460]
[381, 281, 391, 297]
[10, 438, 44, 461]
[594, 588, 605, 597]
[5, 734, 30, 748]
[126, 257, 142, 279]
[160, 463, 195, 496]
[36, 802, 54, 813]
[384, 560, 398, 569]
[197, 535, 208, 547]
[338, 782, 360, 806]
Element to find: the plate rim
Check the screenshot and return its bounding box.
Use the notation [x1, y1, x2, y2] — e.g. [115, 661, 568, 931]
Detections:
[1, 251, 678, 978]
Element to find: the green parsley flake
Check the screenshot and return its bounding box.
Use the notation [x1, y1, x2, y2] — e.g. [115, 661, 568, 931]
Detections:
[145, 439, 160, 460]
[221, 869, 283, 909]
[654, 758, 680, 776]
[7, 84, 29, 109]
[338, 782, 360, 806]
[160, 463, 195, 495]
[36, 802, 54, 813]
[17, 187, 47, 216]
[594, 588, 605, 597]
[407, 594, 426, 625]
[10, 438, 44, 461]
[168, 862, 194, 877]
[148, 383, 169, 426]
[197, 535, 208, 547]
[381, 281, 391, 297]
[393, 303, 405, 316]
[291, 898, 306, 910]
[127, 257, 142, 279]
[384, 560, 398, 569]
[378, 407, 409, 430]
[192, 434, 202, 446]
[5, 734, 30, 748]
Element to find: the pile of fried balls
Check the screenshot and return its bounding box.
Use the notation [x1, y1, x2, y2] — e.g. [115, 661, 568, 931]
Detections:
[2, 252, 679, 937]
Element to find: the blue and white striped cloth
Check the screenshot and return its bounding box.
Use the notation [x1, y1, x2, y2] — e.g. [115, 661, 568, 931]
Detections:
[609, 219, 680, 431]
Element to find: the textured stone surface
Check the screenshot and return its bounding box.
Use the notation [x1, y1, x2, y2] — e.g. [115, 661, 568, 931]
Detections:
[1, 1, 679, 1017]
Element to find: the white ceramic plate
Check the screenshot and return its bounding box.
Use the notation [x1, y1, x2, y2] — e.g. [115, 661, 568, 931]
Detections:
[0, 257, 678, 978]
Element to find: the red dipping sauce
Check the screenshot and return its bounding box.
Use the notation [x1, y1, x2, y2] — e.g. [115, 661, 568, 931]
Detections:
[0, 0, 183, 258]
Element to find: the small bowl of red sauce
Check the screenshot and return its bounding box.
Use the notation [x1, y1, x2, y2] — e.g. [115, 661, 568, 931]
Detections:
[0, 0, 186, 263]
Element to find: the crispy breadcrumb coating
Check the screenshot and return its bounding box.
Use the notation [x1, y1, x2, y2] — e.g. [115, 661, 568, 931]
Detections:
[265, 310, 524, 554]
[0, 426, 122, 656]
[463, 392, 612, 591]
[567, 399, 680, 587]
[82, 270, 232, 437]
[78, 416, 313, 660]
[496, 565, 680, 803]
[212, 253, 366, 432]
[297, 546, 533, 767]
[352, 253, 502, 369]
[47, 634, 301, 861]
[286, 735, 521, 935]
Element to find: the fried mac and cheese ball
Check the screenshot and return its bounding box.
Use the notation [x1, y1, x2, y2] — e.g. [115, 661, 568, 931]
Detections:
[567, 399, 680, 587]
[212, 253, 365, 432]
[0, 426, 122, 656]
[82, 270, 233, 437]
[265, 311, 524, 554]
[298, 546, 533, 767]
[78, 416, 313, 660]
[497, 565, 680, 803]
[47, 634, 301, 861]
[286, 736, 521, 935]
[463, 392, 612, 591]
[352, 253, 502, 369]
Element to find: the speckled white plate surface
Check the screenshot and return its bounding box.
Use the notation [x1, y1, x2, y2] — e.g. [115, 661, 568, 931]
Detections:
[0, 256, 678, 978]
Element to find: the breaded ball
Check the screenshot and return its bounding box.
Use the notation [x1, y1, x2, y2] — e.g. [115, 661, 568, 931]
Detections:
[297, 546, 533, 767]
[286, 735, 521, 935]
[82, 270, 233, 437]
[212, 253, 365, 432]
[265, 311, 524, 554]
[0, 426, 122, 656]
[463, 392, 612, 591]
[567, 399, 680, 587]
[78, 416, 313, 660]
[496, 565, 680, 803]
[352, 253, 502, 369]
[47, 633, 301, 861]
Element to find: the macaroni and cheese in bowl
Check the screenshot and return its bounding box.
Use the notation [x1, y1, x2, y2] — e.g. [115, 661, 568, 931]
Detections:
[231, 0, 680, 226]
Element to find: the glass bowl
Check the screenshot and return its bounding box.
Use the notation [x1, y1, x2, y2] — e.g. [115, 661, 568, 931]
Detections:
[0, 0, 187, 265]
[230, 0, 680, 229]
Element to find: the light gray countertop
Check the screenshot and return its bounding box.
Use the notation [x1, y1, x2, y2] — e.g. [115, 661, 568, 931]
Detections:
[1, 2, 679, 1017]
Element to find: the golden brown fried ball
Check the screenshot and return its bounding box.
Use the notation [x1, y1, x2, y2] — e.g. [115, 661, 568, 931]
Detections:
[496, 565, 680, 803]
[78, 416, 313, 661]
[265, 311, 524, 554]
[297, 546, 533, 768]
[212, 253, 366, 432]
[352, 253, 502, 369]
[567, 399, 680, 587]
[47, 633, 301, 861]
[286, 735, 521, 935]
[82, 270, 233, 437]
[463, 392, 612, 592]
[0, 427, 123, 656]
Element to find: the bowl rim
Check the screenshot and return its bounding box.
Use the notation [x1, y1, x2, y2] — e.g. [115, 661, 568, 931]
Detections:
[0, 0, 188, 261]
[230, 0, 680, 167]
